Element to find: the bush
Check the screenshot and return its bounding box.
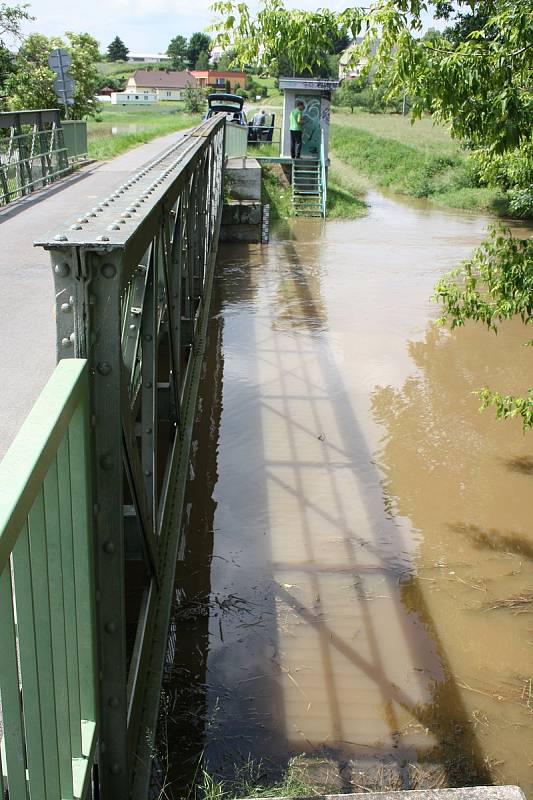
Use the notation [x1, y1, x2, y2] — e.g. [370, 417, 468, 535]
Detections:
[472, 141, 533, 218]
[183, 85, 206, 113]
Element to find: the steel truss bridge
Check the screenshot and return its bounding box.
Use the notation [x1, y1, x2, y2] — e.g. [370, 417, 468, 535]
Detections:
[0, 115, 225, 799]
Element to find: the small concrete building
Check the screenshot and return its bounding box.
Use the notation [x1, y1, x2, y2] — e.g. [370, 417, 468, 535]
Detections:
[127, 52, 171, 64]
[110, 91, 156, 105]
[126, 70, 197, 101]
[278, 77, 339, 160]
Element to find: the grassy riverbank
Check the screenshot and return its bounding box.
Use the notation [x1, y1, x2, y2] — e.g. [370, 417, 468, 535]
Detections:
[262, 163, 366, 221]
[330, 111, 506, 215]
[87, 104, 201, 160]
[179, 756, 452, 800]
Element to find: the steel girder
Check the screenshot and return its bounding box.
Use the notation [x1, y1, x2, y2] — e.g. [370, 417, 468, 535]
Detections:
[35, 115, 226, 799]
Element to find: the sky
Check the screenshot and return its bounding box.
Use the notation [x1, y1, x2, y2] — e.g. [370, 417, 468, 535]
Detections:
[20, 0, 444, 54]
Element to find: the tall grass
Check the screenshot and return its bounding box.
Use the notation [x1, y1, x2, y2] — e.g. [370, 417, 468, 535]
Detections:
[178, 756, 451, 800]
[87, 109, 201, 160]
[330, 123, 505, 214]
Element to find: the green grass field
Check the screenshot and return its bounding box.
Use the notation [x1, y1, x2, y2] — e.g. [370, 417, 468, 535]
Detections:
[87, 103, 201, 160]
[254, 76, 283, 106]
[96, 60, 171, 80]
[330, 110, 506, 214]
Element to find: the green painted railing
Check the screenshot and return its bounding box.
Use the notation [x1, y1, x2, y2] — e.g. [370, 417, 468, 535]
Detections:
[0, 110, 70, 205]
[0, 359, 98, 800]
[225, 120, 248, 157]
[320, 128, 327, 218]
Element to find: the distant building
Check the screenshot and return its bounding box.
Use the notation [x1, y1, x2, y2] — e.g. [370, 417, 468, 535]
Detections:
[338, 39, 379, 80]
[210, 44, 227, 63]
[110, 91, 156, 105]
[126, 70, 197, 101]
[128, 52, 171, 63]
[190, 70, 246, 92]
[97, 85, 114, 97]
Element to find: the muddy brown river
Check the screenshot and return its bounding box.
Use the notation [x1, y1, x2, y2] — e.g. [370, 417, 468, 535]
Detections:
[157, 190, 533, 797]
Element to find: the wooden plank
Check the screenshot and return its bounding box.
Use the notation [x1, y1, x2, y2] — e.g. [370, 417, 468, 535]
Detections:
[0, 563, 28, 798]
[28, 488, 62, 798]
[68, 383, 97, 727]
[57, 435, 83, 759]
[44, 458, 74, 799]
[12, 523, 47, 799]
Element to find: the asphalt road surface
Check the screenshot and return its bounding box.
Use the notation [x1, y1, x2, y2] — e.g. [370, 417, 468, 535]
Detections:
[0, 129, 189, 459]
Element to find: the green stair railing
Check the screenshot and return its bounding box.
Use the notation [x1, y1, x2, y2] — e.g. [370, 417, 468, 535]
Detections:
[0, 359, 98, 800]
[320, 129, 327, 218]
[290, 132, 327, 218]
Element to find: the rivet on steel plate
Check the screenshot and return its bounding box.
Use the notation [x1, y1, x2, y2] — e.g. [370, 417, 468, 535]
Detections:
[100, 453, 113, 470]
[101, 263, 117, 278]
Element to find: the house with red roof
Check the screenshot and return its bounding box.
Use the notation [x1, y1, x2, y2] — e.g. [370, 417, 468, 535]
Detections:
[189, 70, 246, 93]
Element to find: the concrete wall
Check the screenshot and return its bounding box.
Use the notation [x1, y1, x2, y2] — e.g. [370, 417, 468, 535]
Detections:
[220, 201, 263, 242]
[225, 157, 261, 202]
[221, 157, 267, 243]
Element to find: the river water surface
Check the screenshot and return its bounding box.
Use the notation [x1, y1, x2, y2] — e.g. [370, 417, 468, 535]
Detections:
[158, 190, 533, 797]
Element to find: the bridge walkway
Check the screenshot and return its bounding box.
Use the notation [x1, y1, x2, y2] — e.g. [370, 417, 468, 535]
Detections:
[0, 129, 191, 460]
[0, 117, 225, 800]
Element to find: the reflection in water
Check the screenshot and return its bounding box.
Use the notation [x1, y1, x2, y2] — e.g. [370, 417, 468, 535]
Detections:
[372, 318, 533, 796]
[158, 190, 533, 798]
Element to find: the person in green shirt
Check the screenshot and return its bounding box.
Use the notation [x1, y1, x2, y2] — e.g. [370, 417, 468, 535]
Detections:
[289, 100, 305, 159]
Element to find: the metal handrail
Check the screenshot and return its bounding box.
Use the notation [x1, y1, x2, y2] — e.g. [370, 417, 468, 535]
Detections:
[225, 119, 248, 157]
[0, 359, 97, 800]
[0, 109, 70, 205]
[320, 128, 327, 218]
[35, 114, 226, 800]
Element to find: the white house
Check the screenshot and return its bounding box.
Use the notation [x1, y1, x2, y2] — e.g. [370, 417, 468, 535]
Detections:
[126, 70, 197, 101]
[110, 91, 156, 105]
[339, 39, 379, 80]
[127, 53, 171, 63]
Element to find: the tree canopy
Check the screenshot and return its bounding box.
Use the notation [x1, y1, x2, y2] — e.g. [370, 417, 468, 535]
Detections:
[187, 32, 211, 69]
[167, 34, 187, 69]
[212, 0, 533, 428]
[0, 2, 32, 43]
[195, 49, 210, 70]
[6, 31, 101, 118]
[107, 35, 128, 62]
[0, 0, 32, 100]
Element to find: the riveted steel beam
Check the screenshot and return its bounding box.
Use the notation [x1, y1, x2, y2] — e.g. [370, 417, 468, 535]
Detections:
[36, 115, 226, 800]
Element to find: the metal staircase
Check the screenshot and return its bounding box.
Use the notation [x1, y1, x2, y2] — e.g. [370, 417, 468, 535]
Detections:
[291, 131, 327, 218]
[291, 159, 323, 217]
